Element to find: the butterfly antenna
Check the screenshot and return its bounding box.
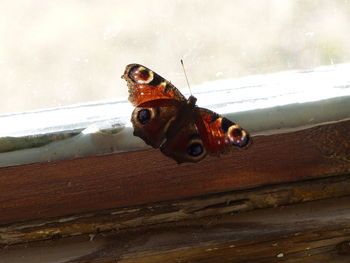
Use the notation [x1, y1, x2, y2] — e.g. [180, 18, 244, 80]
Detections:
[181, 59, 193, 96]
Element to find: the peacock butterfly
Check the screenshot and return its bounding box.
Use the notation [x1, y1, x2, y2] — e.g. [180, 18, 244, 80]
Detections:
[122, 64, 250, 163]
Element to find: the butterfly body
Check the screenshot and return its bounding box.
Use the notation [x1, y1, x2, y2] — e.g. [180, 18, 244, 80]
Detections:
[122, 64, 249, 163]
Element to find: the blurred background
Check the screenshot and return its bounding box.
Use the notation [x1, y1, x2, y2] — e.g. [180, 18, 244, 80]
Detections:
[0, 0, 350, 114]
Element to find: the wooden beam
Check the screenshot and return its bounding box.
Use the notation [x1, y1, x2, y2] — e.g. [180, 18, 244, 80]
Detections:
[1, 195, 350, 262]
[0, 120, 349, 225]
[1, 173, 350, 245]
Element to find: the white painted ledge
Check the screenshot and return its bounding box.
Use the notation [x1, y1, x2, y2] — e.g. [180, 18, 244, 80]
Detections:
[0, 63, 349, 167]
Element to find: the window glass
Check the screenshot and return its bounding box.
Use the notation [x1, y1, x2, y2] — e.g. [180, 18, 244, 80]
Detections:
[1, 0, 349, 114]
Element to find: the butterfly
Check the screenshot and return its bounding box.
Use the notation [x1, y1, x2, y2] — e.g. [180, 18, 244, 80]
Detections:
[122, 64, 250, 163]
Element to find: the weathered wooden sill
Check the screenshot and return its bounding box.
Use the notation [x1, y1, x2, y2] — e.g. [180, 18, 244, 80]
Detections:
[0, 118, 349, 262]
[0, 119, 349, 225]
[1, 175, 350, 262]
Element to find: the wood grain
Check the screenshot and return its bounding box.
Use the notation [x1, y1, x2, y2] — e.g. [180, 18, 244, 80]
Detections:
[2, 195, 350, 263]
[0, 120, 349, 225]
[1, 174, 350, 245]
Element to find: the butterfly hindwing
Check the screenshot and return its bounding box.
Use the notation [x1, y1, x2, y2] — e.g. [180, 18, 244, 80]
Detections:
[123, 64, 186, 106]
[131, 99, 185, 148]
[195, 108, 250, 154]
[160, 120, 207, 163]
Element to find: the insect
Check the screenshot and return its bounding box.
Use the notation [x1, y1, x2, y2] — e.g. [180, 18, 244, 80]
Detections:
[122, 64, 250, 163]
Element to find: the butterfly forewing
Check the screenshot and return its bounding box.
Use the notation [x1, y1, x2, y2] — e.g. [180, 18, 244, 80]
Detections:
[123, 64, 186, 106]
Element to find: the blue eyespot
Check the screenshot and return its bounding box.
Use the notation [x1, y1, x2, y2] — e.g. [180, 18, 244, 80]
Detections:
[137, 109, 151, 124]
[187, 143, 203, 157]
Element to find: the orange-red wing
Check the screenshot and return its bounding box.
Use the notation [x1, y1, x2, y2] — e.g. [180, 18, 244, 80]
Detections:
[195, 108, 250, 154]
[122, 64, 186, 106]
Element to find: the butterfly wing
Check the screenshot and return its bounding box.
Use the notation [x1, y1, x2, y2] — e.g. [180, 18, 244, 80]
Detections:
[195, 108, 250, 154]
[160, 117, 207, 164]
[131, 99, 185, 148]
[122, 64, 186, 106]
